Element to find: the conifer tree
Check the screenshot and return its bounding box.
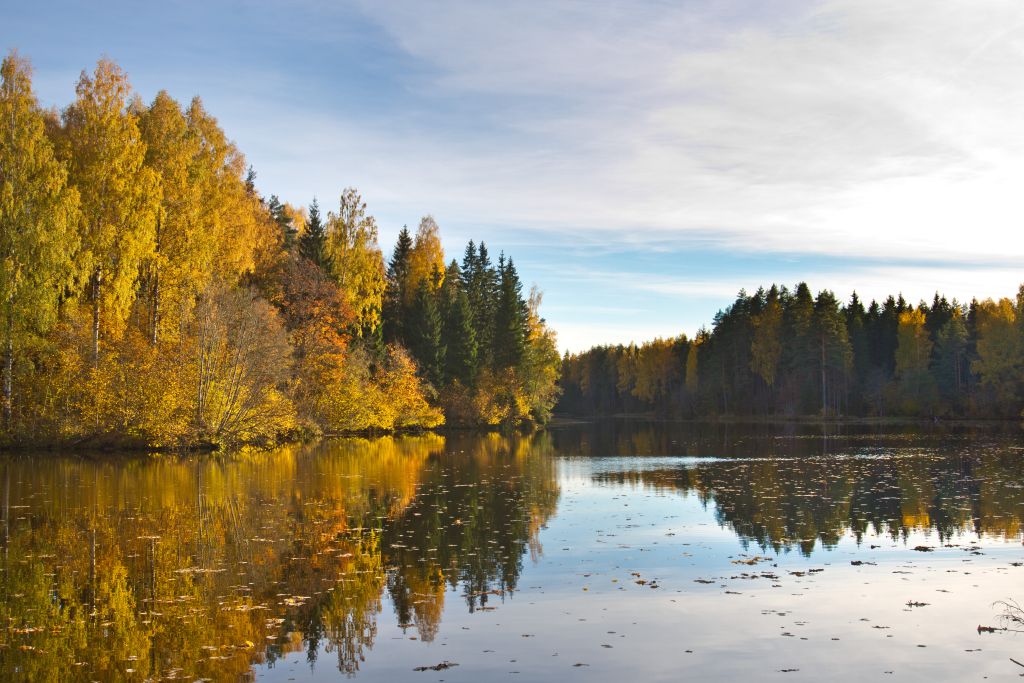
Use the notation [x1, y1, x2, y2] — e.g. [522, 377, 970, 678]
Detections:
[492, 255, 528, 370]
[465, 241, 497, 364]
[244, 165, 257, 195]
[383, 225, 413, 345]
[408, 280, 444, 387]
[813, 290, 852, 416]
[267, 194, 297, 249]
[933, 309, 968, 406]
[299, 197, 327, 267]
[783, 282, 816, 411]
[438, 262, 473, 387]
[750, 285, 783, 394]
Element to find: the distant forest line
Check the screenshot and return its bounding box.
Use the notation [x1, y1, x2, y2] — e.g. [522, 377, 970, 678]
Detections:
[0, 52, 559, 448]
[558, 283, 1024, 420]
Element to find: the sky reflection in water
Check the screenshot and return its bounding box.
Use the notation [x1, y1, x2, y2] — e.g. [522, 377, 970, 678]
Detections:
[2, 422, 1022, 681]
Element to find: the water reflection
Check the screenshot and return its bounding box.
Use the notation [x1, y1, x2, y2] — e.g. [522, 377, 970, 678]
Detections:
[1, 423, 1022, 681]
[556, 420, 1024, 553]
[0, 434, 558, 681]
[591, 453, 1024, 555]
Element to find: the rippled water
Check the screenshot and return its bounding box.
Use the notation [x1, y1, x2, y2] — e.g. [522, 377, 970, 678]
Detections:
[2, 422, 1023, 681]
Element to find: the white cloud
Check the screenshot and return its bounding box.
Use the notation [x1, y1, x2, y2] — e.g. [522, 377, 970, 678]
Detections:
[340, 0, 1024, 263]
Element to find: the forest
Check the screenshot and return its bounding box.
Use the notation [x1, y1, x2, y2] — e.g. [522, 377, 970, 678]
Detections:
[560, 282, 1024, 420]
[0, 52, 561, 448]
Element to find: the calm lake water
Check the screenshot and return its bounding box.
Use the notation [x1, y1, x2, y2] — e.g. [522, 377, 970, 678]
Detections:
[2, 422, 1024, 681]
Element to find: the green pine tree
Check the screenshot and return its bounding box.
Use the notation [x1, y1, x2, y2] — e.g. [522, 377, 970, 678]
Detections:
[383, 226, 414, 345]
[492, 254, 528, 370]
[464, 241, 497, 365]
[299, 197, 327, 268]
[408, 280, 444, 387]
[267, 194, 297, 249]
[443, 268, 478, 386]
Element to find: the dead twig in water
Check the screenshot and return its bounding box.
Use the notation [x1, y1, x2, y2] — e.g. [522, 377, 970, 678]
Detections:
[414, 661, 458, 672]
[994, 599, 1024, 633]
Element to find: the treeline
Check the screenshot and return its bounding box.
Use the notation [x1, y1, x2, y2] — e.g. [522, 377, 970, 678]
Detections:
[0, 52, 559, 447]
[560, 282, 1024, 420]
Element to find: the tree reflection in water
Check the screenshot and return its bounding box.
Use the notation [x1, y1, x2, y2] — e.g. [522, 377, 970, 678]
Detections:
[2, 422, 1021, 680]
[556, 420, 1024, 554]
[0, 433, 559, 681]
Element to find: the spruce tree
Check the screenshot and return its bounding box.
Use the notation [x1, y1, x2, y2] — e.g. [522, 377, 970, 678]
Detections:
[244, 165, 257, 195]
[466, 241, 498, 364]
[813, 290, 851, 416]
[441, 262, 478, 386]
[383, 226, 413, 345]
[268, 194, 297, 249]
[408, 280, 444, 387]
[782, 282, 816, 412]
[492, 254, 528, 370]
[299, 197, 327, 268]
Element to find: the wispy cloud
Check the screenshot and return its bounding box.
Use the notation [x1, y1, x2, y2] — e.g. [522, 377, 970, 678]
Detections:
[344, 0, 1024, 263]
[11, 0, 1024, 350]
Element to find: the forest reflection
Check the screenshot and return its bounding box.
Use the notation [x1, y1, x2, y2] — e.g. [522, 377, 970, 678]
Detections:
[3, 424, 1022, 680]
[0, 433, 559, 681]
[556, 421, 1024, 554]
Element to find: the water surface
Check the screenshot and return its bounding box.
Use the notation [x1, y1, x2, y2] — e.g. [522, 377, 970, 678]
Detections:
[2, 422, 1023, 681]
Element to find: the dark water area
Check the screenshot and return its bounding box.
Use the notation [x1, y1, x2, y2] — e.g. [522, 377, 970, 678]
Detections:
[2, 422, 1023, 681]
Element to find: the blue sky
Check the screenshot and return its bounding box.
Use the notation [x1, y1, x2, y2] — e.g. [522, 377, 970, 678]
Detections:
[6, 0, 1024, 351]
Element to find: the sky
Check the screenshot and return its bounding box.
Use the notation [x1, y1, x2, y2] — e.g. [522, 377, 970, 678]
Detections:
[5, 0, 1024, 352]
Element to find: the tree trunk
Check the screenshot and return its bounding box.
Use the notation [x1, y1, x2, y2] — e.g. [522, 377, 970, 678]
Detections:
[92, 268, 102, 369]
[151, 269, 160, 346]
[820, 335, 827, 417]
[3, 307, 12, 430]
[151, 214, 161, 346]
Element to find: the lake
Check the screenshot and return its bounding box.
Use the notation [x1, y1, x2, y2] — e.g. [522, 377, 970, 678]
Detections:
[2, 421, 1023, 681]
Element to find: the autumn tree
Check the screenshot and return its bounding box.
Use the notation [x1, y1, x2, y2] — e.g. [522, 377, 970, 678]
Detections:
[187, 98, 273, 282]
[0, 52, 80, 428]
[894, 308, 937, 414]
[972, 295, 1022, 414]
[138, 90, 198, 344]
[191, 284, 295, 445]
[324, 188, 386, 338]
[407, 215, 445, 301]
[268, 194, 299, 249]
[520, 286, 561, 422]
[60, 59, 159, 366]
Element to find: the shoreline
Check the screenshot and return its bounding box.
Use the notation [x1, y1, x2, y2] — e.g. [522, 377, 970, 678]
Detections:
[548, 413, 1023, 428]
[3, 413, 1019, 457]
